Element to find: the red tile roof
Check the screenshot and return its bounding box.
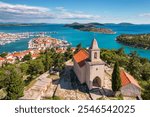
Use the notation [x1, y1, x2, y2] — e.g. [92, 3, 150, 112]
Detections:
[120, 70, 141, 89]
[71, 47, 76, 51]
[7, 58, 14, 61]
[0, 57, 5, 61]
[73, 49, 89, 67]
[56, 48, 65, 53]
[32, 54, 40, 58]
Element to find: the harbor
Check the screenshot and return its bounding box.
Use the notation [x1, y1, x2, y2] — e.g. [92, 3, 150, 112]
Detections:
[0, 31, 58, 45]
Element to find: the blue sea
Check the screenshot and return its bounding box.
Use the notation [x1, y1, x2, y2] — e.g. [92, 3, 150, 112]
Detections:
[0, 24, 150, 59]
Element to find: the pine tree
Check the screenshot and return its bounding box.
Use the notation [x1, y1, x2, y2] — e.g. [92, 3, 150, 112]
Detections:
[64, 46, 73, 61]
[22, 52, 32, 61]
[44, 50, 53, 71]
[112, 61, 121, 92]
[5, 67, 24, 100]
[74, 43, 82, 54]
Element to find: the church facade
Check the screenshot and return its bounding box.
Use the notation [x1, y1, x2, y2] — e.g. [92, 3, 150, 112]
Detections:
[73, 39, 105, 90]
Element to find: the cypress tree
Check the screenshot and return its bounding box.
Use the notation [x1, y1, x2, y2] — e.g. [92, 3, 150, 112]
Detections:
[112, 61, 121, 92]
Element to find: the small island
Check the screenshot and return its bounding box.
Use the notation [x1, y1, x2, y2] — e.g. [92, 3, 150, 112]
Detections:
[116, 34, 150, 49]
[65, 22, 115, 34]
[118, 22, 135, 26]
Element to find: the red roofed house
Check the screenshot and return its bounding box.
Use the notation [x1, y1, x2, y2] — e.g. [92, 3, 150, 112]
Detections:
[12, 52, 25, 61]
[120, 70, 141, 97]
[0, 57, 5, 66]
[31, 54, 40, 60]
[5, 54, 16, 64]
[73, 39, 105, 90]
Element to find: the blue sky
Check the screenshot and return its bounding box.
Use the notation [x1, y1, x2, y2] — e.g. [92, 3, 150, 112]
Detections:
[0, 0, 150, 24]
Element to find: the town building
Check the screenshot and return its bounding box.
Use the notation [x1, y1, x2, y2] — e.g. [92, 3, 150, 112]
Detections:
[28, 36, 70, 51]
[120, 70, 141, 98]
[0, 57, 5, 66]
[73, 38, 106, 90]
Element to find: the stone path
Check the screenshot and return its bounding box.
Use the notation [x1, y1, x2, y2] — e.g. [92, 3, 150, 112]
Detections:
[21, 60, 114, 100]
[55, 62, 91, 100]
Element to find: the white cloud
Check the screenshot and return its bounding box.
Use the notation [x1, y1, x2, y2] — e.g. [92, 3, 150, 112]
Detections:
[139, 13, 150, 17]
[0, 2, 100, 23]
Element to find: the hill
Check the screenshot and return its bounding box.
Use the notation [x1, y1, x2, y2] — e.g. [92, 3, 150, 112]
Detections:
[116, 34, 150, 49]
[118, 22, 135, 26]
[65, 22, 115, 34]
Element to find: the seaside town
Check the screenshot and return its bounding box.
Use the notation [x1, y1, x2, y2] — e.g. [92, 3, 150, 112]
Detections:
[1, 1, 150, 117]
[0, 2, 150, 117]
[0, 33, 143, 100]
[0, 35, 71, 66]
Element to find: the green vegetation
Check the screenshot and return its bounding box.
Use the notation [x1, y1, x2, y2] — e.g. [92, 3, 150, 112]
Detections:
[5, 66, 24, 100]
[112, 61, 121, 92]
[65, 22, 115, 34]
[74, 43, 82, 54]
[0, 45, 149, 100]
[101, 48, 150, 100]
[22, 53, 32, 61]
[116, 34, 150, 49]
[44, 96, 62, 100]
[116, 94, 123, 100]
[28, 59, 45, 77]
[141, 82, 150, 100]
[0, 66, 24, 100]
[0, 89, 7, 99]
[0, 48, 73, 100]
[64, 46, 73, 61]
[0, 52, 8, 58]
[96, 97, 106, 100]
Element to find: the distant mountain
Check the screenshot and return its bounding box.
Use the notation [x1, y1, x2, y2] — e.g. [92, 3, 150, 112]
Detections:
[104, 23, 117, 25]
[118, 22, 135, 26]
[0, 23, 47, 26]
[65, 22, 104, 27]
[88, 22, 104, 26]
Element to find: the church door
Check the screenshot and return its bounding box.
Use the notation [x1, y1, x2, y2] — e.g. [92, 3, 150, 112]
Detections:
[92, 77, 101, 87]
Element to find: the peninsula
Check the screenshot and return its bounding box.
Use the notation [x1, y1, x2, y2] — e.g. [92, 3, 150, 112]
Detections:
[116, 34, 150, 49]
[65, 22, 115, 34]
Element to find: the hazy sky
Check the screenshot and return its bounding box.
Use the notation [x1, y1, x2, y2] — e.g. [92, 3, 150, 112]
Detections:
[0, 0, 150, 24]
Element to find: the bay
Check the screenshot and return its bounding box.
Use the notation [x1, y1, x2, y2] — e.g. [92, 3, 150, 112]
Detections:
[0, 24, 150, 59]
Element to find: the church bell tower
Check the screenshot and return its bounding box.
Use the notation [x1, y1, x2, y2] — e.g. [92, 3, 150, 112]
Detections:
[89, 38, 101, 62]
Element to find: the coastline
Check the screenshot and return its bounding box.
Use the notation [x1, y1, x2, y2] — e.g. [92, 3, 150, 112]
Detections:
[0, 24, 150, 60]
[116, 34, 150, 50]
[116, 39, 150, 50]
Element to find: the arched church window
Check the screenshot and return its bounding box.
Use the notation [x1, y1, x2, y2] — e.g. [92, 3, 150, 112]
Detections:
[94, 52, 97, 59]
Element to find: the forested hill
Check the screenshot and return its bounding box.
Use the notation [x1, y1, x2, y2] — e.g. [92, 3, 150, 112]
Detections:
[116, 34, 150, 49]
[65, 22, 115, 34]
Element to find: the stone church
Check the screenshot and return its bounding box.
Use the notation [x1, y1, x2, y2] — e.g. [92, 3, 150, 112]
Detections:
[73, 38, 105, 90]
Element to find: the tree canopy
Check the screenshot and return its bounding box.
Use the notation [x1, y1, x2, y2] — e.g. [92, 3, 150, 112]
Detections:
[112, 61, 121, 92]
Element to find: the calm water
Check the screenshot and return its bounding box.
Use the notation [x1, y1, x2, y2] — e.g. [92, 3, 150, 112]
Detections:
[0, 24, 150, 59]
